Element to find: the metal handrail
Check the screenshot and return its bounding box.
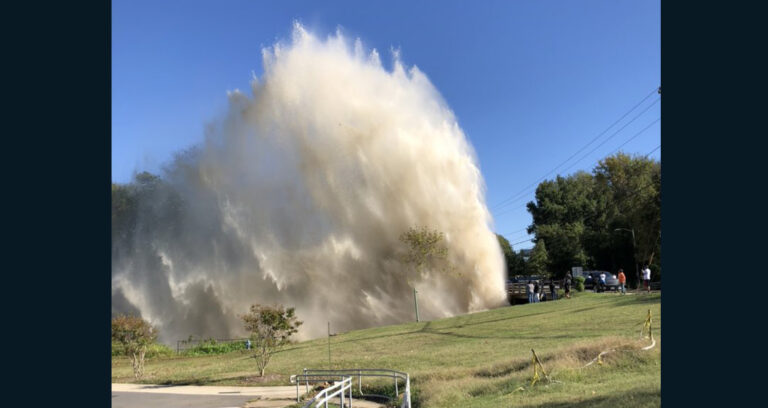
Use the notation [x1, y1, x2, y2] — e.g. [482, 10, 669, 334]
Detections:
[300, 368, 411, 408]
[297, 376, 353, 408]
[290, 374, 347, 403]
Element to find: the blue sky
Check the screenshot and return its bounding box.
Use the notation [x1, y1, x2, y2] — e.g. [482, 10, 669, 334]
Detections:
[112, 0, 660, 250]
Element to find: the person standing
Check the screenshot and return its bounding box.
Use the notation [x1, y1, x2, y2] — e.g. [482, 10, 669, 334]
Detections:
[598, 272, 607, 293]
[564, 272, 572, 299]
[617, 269, 627, 295]
[533, 281, 540, 303]
[549, 280, 557, 301]
[642, 265, 652, 293]
[527, 280, 535, 304]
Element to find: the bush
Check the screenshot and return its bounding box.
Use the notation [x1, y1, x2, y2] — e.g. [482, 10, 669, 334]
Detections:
[112, 341, 174, 359]
[574, 276, 585, 292]
[111, 315, 158, 378]
[146, 342, 175, 358]
[181, 339, 248, 356]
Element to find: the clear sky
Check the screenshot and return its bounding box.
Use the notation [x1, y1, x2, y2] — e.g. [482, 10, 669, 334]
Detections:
[112, 0, 660, 250]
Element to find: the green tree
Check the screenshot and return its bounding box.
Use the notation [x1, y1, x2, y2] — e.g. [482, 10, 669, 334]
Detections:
[399, 226, 452, 322]
[593, 153, 661, 282]
[398, 226, 449, 276]
[241, 304, 303, 377]
[523, 154, 661, 283]
[526, 172, 594, 276]
[526, 240, 550, 276]
[111, 315, 158, 379]
[496, 234, 526, 277]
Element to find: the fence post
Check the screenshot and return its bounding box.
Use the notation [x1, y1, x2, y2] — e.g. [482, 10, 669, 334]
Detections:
[395, 374, 398, 398]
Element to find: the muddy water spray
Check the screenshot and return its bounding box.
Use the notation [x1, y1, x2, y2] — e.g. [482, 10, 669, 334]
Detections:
[112, 24, 507, 343]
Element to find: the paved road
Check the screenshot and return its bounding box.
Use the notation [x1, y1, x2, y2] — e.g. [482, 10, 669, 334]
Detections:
[111, 383, 387, 408]
[111, 383, 298, 408]
[112, 391, 259, 408]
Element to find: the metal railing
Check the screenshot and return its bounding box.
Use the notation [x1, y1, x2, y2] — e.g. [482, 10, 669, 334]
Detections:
[294, 368, 411, 408]
[290, 375, 353, 408]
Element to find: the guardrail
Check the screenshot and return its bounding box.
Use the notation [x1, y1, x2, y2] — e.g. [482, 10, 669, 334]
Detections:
[292, 368, 411, 408]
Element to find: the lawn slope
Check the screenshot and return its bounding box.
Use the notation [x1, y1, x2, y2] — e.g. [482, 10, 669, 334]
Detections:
[112, 292, 661, 407]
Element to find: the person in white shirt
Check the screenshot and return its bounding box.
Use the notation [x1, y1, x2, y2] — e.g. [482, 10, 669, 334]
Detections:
[642, 265, 652, 293]
[599, 272, 607, 292]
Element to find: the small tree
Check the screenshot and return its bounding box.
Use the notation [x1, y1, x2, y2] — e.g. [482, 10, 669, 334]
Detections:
[241, 304, 302, 377]
[111, 315, 158, 379]
[399, 226, 452, 322]
[399, 226, 449, 275]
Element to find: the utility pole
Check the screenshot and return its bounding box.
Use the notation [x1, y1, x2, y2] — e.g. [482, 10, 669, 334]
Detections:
[327, 321, 331, 369]
[614, 228, 638, 289]
[413, 287, 420, 322]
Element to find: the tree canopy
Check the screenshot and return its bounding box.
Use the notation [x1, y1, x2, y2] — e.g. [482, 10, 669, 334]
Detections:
[518, 153, 660, 284]
[398, 226, 450, 278]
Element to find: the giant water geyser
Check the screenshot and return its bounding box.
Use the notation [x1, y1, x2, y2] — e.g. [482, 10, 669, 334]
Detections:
[112, 24, 507, 343]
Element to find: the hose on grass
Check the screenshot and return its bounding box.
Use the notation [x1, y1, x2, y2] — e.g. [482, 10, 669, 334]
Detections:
[581, 309, 656, 369]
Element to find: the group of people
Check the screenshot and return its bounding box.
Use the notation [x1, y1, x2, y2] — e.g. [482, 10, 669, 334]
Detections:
[603, 265, 653, 294]
[526, 276, 572, 303]
[526, 280, 556, 303]
[525, 265, 654, 304]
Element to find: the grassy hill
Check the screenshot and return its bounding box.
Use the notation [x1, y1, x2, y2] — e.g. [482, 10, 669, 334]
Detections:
[112, 292, 661, 407]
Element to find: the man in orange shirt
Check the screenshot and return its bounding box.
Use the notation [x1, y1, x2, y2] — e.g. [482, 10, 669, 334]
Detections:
[617, 269, 627, 295]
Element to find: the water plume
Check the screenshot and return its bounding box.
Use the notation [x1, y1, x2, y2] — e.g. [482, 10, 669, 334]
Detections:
[112, 23, 507, 343]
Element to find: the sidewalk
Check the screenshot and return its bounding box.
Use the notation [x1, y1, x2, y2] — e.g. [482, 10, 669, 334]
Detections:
[112, 383, 296, 397]
[112, 383, 387, 407]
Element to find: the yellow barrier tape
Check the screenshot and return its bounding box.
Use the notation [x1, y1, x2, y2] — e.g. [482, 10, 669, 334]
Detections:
[530, 349, 549, 386]
[641, 309, 653, 341]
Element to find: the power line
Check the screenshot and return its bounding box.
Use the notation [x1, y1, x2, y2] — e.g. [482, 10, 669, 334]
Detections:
[494, 97, 660, 213]
[491, 87, 659, 211]
[492, 116, 660, 219]
[556, 113, 660, 176]
[498, 227, 528, 235]
[504, 231, 533, 241]
[608, 119, 660, 154]
[510, 237, 534, 247]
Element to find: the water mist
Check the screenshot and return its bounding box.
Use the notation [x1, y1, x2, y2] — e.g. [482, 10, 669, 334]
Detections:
[112, 23, 507, 343]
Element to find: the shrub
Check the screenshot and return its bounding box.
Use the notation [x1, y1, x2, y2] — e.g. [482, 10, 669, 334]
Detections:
[113, 341, 174, 358]
[181, 339, 248, 356]
[111, 315, 158, 378]
[574, 276, 585, 292]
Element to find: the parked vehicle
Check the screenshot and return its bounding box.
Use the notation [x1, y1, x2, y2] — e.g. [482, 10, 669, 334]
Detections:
[583, 271, 619, 292]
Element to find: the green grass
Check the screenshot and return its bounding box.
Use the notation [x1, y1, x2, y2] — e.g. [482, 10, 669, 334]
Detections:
[112, 292, 660, 407]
